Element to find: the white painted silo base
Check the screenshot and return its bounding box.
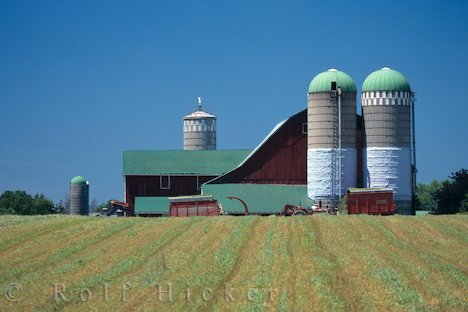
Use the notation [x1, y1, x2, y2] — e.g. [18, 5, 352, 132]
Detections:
[363, 147, 412, 202]
[307, 148, 357, 200]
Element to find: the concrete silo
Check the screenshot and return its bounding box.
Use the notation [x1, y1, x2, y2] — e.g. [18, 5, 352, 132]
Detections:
[361, 67, 415, 215]
[183, 97, 216, 150]
[69, 176, 89, 215]
[307, 69, 357, 206]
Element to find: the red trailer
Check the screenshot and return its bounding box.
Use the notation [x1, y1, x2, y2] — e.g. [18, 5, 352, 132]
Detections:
[345, 188, 395, 215]
[168, 195, 221, 217]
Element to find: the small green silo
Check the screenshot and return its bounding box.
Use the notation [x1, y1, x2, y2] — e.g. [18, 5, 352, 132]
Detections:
[70, 176, 89, 215]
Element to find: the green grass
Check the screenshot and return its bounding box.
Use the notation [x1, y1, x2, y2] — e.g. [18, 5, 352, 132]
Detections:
[0, 214, 467, 311]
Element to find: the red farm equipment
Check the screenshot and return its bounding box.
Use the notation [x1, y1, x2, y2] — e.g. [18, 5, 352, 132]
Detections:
[280, 204, 313, 216]
[161, 188, 395, 218]
[168, 195, 221, 217]
[343, 188, 396, 215]
[98, 200, 133, 217]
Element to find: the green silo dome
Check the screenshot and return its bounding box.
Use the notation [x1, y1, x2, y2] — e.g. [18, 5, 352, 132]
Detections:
[308, 69, 356, 93]
[71, 176, 87, 185]
[362, 67, 410, 92]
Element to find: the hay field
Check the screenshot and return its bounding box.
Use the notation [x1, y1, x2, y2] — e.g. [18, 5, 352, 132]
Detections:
[0, 215, 466, 311]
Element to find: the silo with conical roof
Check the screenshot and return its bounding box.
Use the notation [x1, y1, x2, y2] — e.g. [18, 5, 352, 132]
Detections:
[183, 97, 216, 150]
[361, 67, 414, 215]
[69, 176, 89, 215]
[307, 69, 357, 205]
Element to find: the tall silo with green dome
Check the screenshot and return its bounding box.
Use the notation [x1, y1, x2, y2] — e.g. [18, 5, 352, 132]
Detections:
[361, 67, 415, 215]
[307, 69, 357, 206]
[70, 176, 89, 215]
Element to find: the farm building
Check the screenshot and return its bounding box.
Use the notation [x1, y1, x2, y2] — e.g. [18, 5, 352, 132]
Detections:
[123, 150, 251, 215]
[122, 66, 416, 216]
[124, 108, 363, 216]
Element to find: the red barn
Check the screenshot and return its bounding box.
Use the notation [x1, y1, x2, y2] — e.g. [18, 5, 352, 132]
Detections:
[207, 109, 308, 185]
[203, 109, 313, 214]
[123, 150, 251, 214]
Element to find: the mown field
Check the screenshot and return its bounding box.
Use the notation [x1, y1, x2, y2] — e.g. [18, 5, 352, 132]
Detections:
[0, 215, 466, 311]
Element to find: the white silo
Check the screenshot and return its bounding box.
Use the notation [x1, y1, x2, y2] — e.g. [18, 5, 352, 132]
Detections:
[307, 69, 357, 207]
[361, 67, 415, 215]
[183, 97, 216, 150]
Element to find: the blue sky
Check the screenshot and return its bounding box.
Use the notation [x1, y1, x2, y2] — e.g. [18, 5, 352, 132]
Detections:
[1, 0, 467, 203]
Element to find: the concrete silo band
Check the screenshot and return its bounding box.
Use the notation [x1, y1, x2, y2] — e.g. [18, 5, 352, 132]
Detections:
[307, 148, 357, 199]
[69, 184, 89, 216]
[363, 147, 412, 201]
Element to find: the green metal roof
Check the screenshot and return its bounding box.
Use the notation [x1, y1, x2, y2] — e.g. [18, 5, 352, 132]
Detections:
[416, 210, 430, 216]
[347, 188, 393, 193]
[362, 67, 410, 92]
[308, 69, 356, 93]
[203, 183, 314, 214]
[134, 197, 169, 215]
[169, 194, 214, 202]
[70, 176, 86, 185]
[123, 150, 252, 176]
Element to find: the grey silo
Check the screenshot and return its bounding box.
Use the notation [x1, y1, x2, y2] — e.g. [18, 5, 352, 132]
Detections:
[361, 67, 415, 215]
[361, 94, 411, 147]
[307, 69, 358, 204]
[183, 97, 216, 150]
[69, 176, 89, 216]
[308, 92, 356, 148]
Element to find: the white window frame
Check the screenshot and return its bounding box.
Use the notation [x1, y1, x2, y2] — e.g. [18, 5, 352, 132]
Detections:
[160, 175, 171, 190]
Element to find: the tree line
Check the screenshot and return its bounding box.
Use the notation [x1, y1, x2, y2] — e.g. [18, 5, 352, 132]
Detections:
[0, 191, 113, 215]
[0, 191, 57, 215]
[416, 168, 467, 214]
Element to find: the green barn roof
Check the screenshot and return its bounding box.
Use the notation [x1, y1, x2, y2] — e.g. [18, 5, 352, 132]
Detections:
[123, 150, 252, 176]
[134, 197, 169, 215]
[362, 67, 410, 92]
[203, 183, 314, 214]
[308, 69, 356, 93]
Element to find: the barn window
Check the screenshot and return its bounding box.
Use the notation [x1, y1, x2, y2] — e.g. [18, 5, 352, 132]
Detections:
[160, 176, 171, 189]
[302, 123, 307, 134]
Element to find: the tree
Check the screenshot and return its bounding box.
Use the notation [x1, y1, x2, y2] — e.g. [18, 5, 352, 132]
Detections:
[96, 200, 113, 212]
[0, 206, 13, 215]
[90, 198, 98, 213]
[0, 190, 55, 215]
[416, 180, 441, 211]
[54, 200, 66, 214]
[433, 168, 468, 214]
[460, 194, 468, 213]
[63, 192, 70, 214]
[32, 194, 55, 215]
[0, 191, 33, 215]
